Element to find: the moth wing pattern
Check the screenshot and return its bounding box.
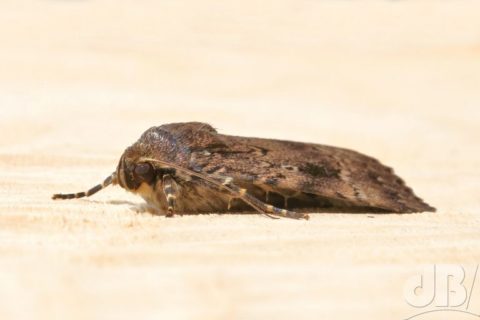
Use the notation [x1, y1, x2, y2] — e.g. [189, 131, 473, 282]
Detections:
[165, 122, 434, 213]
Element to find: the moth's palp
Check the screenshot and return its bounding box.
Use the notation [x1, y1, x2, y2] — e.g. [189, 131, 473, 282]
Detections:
[52, 172, 116, 200]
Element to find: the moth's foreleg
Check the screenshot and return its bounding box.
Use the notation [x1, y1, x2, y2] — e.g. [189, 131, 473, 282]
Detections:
[162, 174, 178, 217]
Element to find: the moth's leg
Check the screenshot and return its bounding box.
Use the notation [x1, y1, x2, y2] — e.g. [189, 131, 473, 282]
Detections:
[218, 178, 309, 220]
[138, 158, 309, 220]
[162, 174, 178, 217]
[244, 190, 309, 220]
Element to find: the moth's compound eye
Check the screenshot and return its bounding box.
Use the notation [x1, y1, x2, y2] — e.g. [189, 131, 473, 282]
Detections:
[134, 162, 155, 184]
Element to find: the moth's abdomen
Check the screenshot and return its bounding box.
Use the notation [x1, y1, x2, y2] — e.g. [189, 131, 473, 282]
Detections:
[174, 182, 250, 213]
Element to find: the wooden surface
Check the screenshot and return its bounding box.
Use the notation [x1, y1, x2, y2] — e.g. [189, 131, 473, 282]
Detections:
[1, 1, 479, 319]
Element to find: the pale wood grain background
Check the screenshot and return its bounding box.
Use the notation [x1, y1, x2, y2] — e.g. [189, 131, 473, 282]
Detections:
[1, 1, 479, 319]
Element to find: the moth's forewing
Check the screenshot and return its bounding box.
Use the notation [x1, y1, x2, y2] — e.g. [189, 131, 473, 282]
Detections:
[181, 125, 434, 213]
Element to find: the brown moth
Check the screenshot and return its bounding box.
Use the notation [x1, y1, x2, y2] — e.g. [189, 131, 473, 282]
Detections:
[52, 122, 435, 219]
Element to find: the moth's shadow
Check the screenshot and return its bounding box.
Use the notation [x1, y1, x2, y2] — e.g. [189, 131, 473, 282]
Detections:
[78, 199, 398, 219]
[82, 199, 138, 206]
[80, 199, 161, 215]
[79, 199, 276, 218]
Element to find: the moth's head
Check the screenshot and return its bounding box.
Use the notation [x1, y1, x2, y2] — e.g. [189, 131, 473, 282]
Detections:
[116, 151, 157, 192]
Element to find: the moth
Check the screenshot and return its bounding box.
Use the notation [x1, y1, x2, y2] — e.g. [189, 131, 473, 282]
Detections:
[52, 122, 435, 219]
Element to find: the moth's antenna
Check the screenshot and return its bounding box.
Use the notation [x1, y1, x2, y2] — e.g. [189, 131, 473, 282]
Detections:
[140, 157, 309, 220]
[52, 173, 116, 200]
